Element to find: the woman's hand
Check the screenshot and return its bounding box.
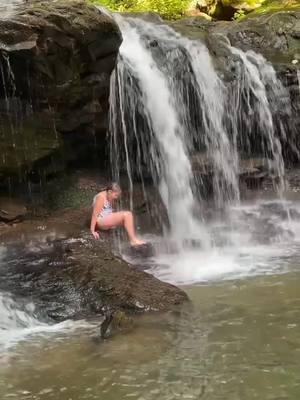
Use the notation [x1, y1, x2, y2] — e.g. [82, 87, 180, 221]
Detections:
[91, 231, 100, 240]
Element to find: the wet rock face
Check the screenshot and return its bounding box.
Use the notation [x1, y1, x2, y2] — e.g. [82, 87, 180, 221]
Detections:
[0, 0, 122, 188]
[172, 7, 300, 163]
[220, 9, 300, 63]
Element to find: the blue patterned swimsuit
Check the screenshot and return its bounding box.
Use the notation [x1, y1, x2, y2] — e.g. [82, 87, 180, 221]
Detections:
[93, 195, 113, 221]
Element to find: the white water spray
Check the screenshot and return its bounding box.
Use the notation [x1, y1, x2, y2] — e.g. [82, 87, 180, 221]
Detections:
[0, 292, 91, 353]
[0, 0, 23, 18]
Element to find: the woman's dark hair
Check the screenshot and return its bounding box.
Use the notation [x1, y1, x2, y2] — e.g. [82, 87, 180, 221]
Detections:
[106, 182, 121, 193]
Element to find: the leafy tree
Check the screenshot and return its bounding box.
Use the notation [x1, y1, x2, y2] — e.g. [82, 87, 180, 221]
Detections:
[90, 0, 189, 19]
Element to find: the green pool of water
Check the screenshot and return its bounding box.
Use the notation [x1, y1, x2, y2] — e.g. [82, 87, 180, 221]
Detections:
[1, 271, 300, 399]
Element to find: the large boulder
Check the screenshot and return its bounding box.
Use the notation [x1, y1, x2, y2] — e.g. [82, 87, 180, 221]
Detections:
[0, 219, 188, 324]
[0, 0, 122, 189]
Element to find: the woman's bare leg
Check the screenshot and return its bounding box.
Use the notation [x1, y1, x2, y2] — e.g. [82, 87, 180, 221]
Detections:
[97, 211, 145, 246]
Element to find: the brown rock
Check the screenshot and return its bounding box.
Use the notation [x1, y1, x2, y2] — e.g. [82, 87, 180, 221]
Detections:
[0, 197, 27, 223]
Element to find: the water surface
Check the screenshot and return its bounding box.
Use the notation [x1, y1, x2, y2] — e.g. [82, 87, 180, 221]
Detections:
[0, 272, 299, 399]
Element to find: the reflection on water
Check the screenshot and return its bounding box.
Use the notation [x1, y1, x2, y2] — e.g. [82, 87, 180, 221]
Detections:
[0, 273, 300, 399]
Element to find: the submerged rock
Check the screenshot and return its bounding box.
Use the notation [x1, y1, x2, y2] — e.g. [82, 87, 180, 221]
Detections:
[100, 310, 134, 338]
[0, 0, 122, 189]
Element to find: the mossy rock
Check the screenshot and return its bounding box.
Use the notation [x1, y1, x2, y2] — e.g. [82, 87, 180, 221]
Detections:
[199, 0, 264, 20]
[0, 107, 66, 186]
[19, 0, 118, 32]
[249, 0, 300, 16]
[0, 0, 122, 189]
[226, 8, 300, 64]
[178, 4, 300, 65]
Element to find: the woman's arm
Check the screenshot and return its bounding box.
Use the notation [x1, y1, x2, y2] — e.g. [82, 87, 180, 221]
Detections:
[90, 194, 105, 239]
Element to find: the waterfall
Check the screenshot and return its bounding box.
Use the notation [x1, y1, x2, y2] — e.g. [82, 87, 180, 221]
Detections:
[109, 15, 292, 244]
[228, 47, 289, 196]
[185, 39, 240, 208]
[0, 0, 23, 18]
[110, 16, 210, 245]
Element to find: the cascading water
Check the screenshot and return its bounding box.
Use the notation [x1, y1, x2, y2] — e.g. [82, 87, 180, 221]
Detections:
[228, 47, 289, 196]
[0, 292, 47, 352]
[0, 0, 23, 18]
[109, 15, 300, 284]
[109, 16, 292, 218]
[0, 244, 93, 354]
[109, 17, 290, 213]
[0, 290, 92, 354]
[110, 16, 210, 245]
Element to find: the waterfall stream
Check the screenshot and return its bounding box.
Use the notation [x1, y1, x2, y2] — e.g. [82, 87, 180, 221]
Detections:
[0, 0, 23, 18]
[109, 15, 299, 284]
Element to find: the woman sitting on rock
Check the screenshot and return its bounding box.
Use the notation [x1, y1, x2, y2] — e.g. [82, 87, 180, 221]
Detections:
[90, 183, 145, 247]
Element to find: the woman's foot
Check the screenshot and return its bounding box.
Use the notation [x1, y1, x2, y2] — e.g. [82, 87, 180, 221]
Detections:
[130, 238, 146, 247]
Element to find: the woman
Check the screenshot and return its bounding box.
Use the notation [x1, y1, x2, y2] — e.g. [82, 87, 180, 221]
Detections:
[90, 183, 145, 247]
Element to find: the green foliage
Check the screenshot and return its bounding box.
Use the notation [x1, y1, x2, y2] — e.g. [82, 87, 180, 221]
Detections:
[222, 0, 263, 5]
[90, 0, 189, 20]
[233, 9, 245, 19]
[89, 0, 299, 19]
[90, 0, 136, 12]
[251, 0, 299, 14]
